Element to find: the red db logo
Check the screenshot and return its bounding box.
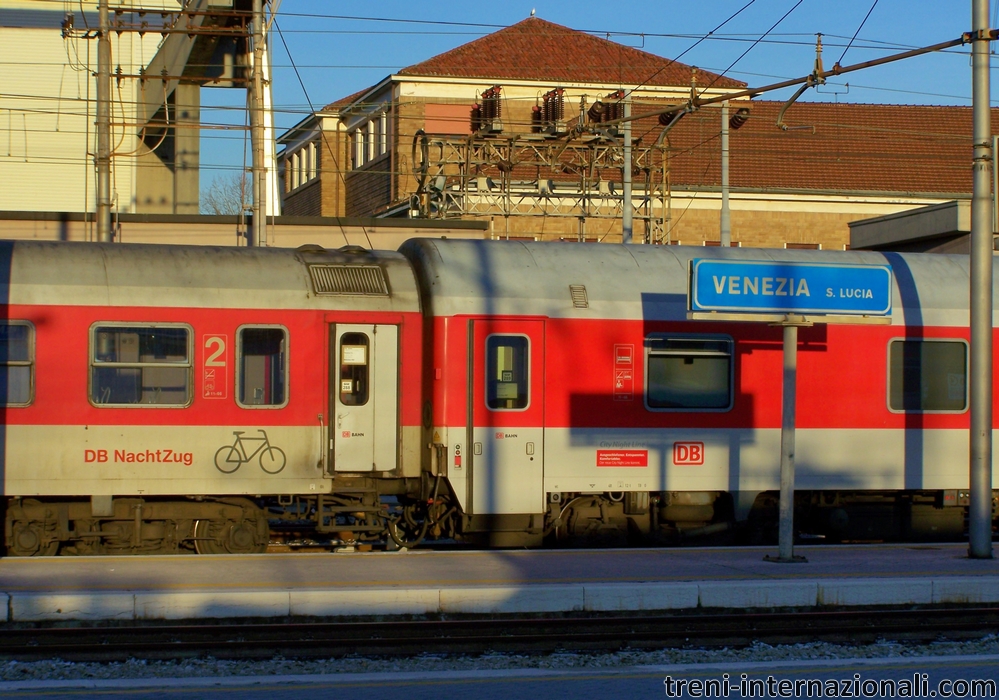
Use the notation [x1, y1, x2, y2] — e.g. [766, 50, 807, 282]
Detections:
[673, 442, 704, 466]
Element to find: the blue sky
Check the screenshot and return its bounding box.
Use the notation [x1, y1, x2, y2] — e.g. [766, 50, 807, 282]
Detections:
[199, 0, 988, 189]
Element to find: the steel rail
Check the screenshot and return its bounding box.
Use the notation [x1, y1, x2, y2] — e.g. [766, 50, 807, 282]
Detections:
[2, 606, 997, 661]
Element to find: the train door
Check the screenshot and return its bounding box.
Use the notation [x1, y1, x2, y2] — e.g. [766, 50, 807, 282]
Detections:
[469, 320, 545, 514]
[330, 324, 399, 472]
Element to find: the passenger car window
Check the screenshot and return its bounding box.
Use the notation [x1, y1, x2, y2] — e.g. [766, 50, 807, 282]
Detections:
[91, 325, 191, 406]
[339, 332, 369, 406]
[889, 339, 967, 412]
[646, 337, 733, 410]
[238, 326, 288, 407]
[486, 335, 529, 410]
[0, 321, 33, 406]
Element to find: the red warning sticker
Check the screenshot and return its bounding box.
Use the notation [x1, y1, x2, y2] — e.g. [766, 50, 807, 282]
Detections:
[596, 450, 648, 467]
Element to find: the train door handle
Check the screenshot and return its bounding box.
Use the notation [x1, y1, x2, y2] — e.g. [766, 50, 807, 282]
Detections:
[473, 442, 482, 455]
[526, 442, 535, 456]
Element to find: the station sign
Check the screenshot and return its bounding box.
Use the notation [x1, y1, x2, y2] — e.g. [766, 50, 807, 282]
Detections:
[689, 259, 893, 316]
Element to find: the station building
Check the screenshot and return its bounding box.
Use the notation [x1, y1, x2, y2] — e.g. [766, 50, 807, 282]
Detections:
[280, 16, 999, 250]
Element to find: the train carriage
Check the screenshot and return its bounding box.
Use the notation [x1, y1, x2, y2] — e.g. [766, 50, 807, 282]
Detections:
[2, 237, 997, 555]
[402, 239, 997, 546]
[2, 241, 424, 555]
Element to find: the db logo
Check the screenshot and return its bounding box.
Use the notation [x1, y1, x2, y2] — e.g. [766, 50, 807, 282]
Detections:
[495, 432, 504, 439]
[673, 441, 704, 466]
[342, 431, 351, 438]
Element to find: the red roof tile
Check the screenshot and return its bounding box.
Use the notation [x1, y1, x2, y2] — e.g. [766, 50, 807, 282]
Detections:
[322, 87, 372, 113]
[398, 17, 745, 90]
[655, 100, 997, 195]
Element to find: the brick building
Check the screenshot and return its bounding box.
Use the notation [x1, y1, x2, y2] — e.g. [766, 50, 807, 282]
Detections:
[279, 16, 995, 249]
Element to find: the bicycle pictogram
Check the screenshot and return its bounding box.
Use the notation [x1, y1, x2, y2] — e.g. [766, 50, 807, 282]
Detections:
[214, 429, 286, 475]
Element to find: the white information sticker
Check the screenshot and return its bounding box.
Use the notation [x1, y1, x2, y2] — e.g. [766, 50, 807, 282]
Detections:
[342, 345, 367, 365]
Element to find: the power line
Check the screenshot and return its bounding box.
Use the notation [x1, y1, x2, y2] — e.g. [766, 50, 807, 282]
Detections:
[698, 0, 805, 96]
[835, 0, 881, 68]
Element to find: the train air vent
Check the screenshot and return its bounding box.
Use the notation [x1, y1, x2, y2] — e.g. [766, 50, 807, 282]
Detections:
[308, 265, 388, 296]
[569, 284, 588, 308]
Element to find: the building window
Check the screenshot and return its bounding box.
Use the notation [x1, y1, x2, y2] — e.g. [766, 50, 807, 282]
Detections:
[486, 335, 529, 410]
[238, 326, 288, 408]
[645, 336, 733, 411]
[888, 339, 967, 412]
[285, 140, 320, 190]
[0, 321, 33, 406]
[352, 129, 364, 169]
[349, 115, 388, 170]
[91, 325, 192, 406]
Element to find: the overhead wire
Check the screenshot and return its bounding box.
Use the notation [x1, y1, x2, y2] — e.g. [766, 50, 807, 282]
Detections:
[835, 0, 881, 68]
[272, 16, 366, 246]
[697, 0, 805, 96]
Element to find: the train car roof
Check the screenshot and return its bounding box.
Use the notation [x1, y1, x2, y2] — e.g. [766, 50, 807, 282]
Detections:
[0, 240, 420, 312]
[400, 238, 978, 327]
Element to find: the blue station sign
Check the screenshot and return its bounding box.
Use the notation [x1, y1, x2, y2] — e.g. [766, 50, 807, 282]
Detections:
[690, 259, 893, 315]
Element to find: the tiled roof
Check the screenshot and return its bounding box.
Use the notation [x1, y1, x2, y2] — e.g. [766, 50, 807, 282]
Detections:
[657, 100, 998, 195]
[322, 87, 372, 113]
[398, 17, 745, 90]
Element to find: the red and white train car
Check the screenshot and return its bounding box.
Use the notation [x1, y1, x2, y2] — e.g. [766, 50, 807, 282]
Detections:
[2, 237, 996, 554]
[2, 241, 424, 554]
[402, 239, 997, 545]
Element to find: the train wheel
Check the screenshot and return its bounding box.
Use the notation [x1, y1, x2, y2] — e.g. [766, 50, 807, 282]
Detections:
[194, 515, 268, 554]
[193, 519, 227, 554]
[8, 521, 58, 556]
[258, 446, 286, 474]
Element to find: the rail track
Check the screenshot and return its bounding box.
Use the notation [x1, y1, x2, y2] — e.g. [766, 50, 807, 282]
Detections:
[1, 606, 998, 662]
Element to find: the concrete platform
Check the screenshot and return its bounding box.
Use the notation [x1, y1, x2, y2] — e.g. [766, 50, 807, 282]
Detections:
[0, 543, 997, 622]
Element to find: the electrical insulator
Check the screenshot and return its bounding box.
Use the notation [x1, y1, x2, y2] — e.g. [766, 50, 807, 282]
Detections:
[729, 107, 751, 130]
[481, 86, 502, 122]
[470, 104, 482, 133]
[658, 110, 680, 126]
[604, 90, 624, 122]
[587, 100, 605, 123]
[531, 105, 542, 133]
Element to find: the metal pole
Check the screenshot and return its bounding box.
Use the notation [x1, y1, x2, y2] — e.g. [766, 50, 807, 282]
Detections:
[622, 91, 633, 244]
[993, 134, 998, 236]
[96, 0, 112, 242]
[969, 0, 994, 559]
[766, 321, 806, 563]
[249, 0, 266, 247]
[721, 101, 731, 247]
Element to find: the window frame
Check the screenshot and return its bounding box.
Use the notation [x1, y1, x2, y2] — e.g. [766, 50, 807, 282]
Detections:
[88, 322, 194, 409]
[308, 140, 318, 180]
[886, 337, 969, 414]
[236, 324, 290, 410]
[337, 330, 371, 407]
[484, 333, 531, 412]
[0, 320, 35, 407]
[643, 334, 735, 413]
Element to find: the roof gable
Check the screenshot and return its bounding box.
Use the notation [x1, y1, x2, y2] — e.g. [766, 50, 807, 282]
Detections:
[397, 17, 745, 89]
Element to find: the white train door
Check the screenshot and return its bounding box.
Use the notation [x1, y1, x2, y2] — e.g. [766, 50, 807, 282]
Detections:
[469, 320, 545, 514]
[330, 324, 398, 472]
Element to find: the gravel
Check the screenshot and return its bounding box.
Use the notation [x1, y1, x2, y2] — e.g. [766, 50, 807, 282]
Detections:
[2, 635, 999, 682]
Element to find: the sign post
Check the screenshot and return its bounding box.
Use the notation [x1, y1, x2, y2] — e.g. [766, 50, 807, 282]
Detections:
[688, 259, 893, 563]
